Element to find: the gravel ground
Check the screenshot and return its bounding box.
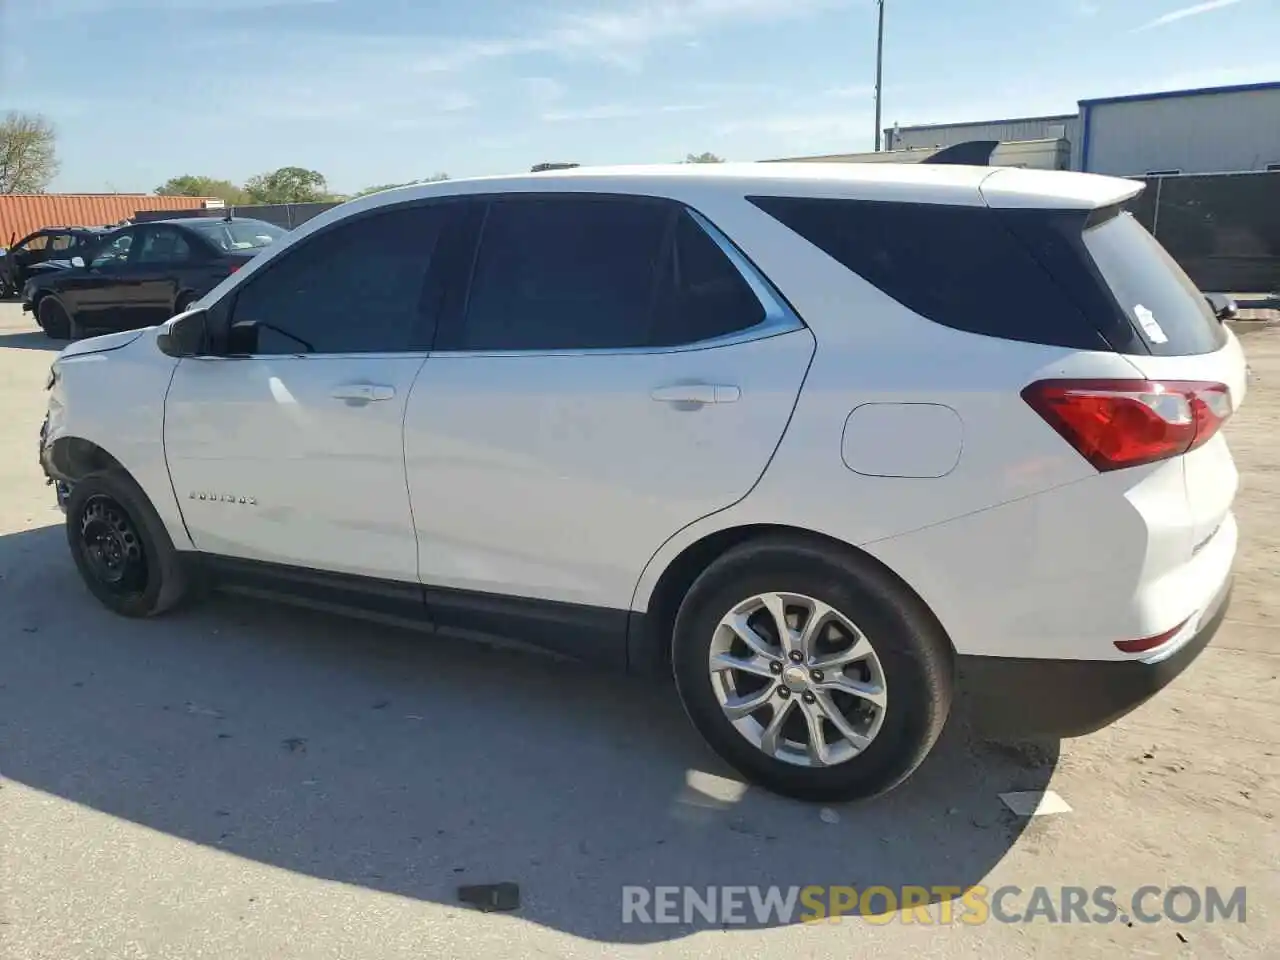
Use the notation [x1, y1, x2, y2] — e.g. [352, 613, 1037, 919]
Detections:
[0, 303, 1275, 959]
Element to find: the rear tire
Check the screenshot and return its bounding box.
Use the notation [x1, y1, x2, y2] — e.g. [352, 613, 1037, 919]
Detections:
[37, 297, 71, 340]
[173, 293, 195, 316]
[672, 535, 954, 802]
[65, 470, 190, 618]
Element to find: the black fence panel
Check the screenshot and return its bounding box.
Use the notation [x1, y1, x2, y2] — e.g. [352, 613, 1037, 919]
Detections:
[1129, 171, 1280, 294]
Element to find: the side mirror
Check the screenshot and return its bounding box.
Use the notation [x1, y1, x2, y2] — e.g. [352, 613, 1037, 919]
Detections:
[70, 256, 85, 269]
[157, 309, 209, 357]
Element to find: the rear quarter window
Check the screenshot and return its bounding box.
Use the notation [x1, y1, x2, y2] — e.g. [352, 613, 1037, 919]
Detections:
[1081, 211, 1226, 356]
[748, 195, 1110, 350]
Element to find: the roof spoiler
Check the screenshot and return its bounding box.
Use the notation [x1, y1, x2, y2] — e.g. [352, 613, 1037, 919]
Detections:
[920, 140, 1000, 166]
[980, 167, 1145, 211]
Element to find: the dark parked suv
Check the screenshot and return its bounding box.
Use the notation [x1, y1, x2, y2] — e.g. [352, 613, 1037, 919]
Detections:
[1, 226, 108, 296]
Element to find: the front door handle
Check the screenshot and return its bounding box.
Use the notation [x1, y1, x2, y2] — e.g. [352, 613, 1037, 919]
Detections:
[331, 383, 395, 403]
[651, 384, 740, 405]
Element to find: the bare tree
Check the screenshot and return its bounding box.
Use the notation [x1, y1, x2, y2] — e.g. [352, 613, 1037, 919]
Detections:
[0, 112, 59, 193]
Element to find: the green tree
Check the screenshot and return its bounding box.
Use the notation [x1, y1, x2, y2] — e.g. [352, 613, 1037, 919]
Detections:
[0, 112, 59, 193]
[351, 173, 450, 199]
[244, 166, 330, 204]
[156, 175, 248, 205]
[684, 152, 724, 164]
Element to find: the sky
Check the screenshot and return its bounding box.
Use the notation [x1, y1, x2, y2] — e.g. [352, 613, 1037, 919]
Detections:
[0, 0, 1276, 194]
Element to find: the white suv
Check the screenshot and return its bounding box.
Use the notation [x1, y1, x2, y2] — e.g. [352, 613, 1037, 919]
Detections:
[39, 164, 1245, 801]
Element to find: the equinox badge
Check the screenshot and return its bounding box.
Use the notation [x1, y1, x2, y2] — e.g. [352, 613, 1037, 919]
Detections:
[190, 492, 257, 505]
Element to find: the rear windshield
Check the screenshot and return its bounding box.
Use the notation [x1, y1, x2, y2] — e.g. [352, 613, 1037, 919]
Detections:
[189, 220, 285, 252]
[1082, 211, 1226, 356]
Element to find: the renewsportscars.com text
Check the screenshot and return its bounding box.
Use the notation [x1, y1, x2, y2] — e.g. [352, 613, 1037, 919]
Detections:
[621, 884, 1247, 926]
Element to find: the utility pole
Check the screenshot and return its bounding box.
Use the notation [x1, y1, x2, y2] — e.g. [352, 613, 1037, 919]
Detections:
[873, 0, 886, 151]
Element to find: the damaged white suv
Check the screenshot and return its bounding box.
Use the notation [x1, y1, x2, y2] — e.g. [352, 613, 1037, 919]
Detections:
[40, 164, 1245, 800]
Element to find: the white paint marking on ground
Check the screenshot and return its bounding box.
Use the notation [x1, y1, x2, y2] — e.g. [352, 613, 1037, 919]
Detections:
[999, 790, 1073, 817]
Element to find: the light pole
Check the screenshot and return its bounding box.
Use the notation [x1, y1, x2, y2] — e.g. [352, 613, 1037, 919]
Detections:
[873, 0, 886, 151]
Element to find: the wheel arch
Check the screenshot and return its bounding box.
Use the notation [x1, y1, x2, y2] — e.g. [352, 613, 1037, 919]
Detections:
[44, 435, 127, 483]
[626, 522, 956, 674]
[31, 289, 58, 317]
[44, 433, 195, 552]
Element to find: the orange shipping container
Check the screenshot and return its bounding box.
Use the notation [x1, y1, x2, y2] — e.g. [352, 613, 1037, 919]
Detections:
[0, 194, 216, 248]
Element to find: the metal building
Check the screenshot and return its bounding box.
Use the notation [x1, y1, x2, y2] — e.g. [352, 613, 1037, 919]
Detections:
[768, 138, 1070, 170]
[884, 114, 1079, 152]
[1078, 81, 1280, 176]
[879, 81, 1280, 178]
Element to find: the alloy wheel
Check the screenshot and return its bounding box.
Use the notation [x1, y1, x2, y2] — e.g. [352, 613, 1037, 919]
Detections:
[709, 592, 888, 768]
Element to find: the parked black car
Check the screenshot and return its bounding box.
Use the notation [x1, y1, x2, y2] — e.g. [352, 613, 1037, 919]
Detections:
[22, 217, 285, 340]
[1, 226, 109, 297]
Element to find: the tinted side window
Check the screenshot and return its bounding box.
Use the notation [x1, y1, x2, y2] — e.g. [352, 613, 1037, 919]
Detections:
[22, 235, 49, 252]
[91, 232, 134, 269]
[457, 196, 670, 351]
[135, 227, 193, 265]
[231, 204, 449, 355]
[650, 211, 765, 346]
[49, 233, 75, 252]
[748, 196, 1109, 350]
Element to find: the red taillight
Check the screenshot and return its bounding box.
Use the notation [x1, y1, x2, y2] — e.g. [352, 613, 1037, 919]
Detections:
[228, 263, 244, 274]
[1022, 379, 1232, 472]
[1115, 617, 1191, 653]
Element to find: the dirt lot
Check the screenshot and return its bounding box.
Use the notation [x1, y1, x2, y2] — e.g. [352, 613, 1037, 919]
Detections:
[0, 303, 1275, 959]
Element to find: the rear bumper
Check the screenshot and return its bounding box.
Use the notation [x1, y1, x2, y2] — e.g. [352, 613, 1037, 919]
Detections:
[959, 573, 1233, 739]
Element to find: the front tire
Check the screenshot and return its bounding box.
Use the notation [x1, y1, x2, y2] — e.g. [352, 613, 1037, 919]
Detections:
[65, 470, 190, 618]
[672, 536, 953, 802]
[37, 297, 71, 340]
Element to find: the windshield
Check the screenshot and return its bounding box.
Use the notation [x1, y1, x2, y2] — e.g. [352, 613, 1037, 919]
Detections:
[189, 220, 286, 252]
[1083, 211, 1226, 356]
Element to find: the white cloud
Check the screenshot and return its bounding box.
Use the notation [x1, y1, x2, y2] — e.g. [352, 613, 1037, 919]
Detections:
[23, 0, 335, 15]
[521, 77, 568, 104]
[1134, 0, 1249, 31]
[245, 88, 474, 122]
[825, 84, 874, 99]
[542, 102, 710, 122]
[412, 0, 850, 73]
[715, 109, 875, 140]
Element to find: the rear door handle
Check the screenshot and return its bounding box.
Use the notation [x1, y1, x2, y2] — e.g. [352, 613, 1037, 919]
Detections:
[331, 383, 395, 403]
[651, 384, 740, 405]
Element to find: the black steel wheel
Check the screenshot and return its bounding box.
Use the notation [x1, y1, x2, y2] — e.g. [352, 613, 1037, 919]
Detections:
[76, 495, 149, 597]
[65, 470, 190, 617]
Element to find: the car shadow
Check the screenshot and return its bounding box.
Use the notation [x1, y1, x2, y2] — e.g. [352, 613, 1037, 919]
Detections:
[0, 523, 1058, 942]
[0, 328, 65, 351]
